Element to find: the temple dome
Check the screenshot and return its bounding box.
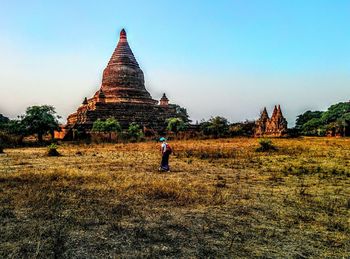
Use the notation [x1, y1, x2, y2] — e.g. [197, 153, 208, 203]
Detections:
[99, 29, 157, 105]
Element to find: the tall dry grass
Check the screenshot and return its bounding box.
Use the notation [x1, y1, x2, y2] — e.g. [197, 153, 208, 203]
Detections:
[0, 137, 349, 257]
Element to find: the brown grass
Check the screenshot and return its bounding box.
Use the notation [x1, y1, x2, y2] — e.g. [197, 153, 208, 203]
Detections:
[0, 137, 349, 257]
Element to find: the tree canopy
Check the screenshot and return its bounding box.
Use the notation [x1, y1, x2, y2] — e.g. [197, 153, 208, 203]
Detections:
[170, 104, 191, 124]
[200, 116, 230, 138]
[320, 102, 350, 124]
[0, 114, 10, 131]
[92, 118, 122, 141]
[20, 105, 60, 142]
[295, 110, 323, 130]
[0, 114, 9, 125]
[128, 122, 143, 142]
[166, 117, 186, 135]
[92, 118, 121, 133]
[295, 101, 350, 136]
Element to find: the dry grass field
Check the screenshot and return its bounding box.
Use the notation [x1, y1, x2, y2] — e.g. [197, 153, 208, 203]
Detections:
[0, 137, 349, 258]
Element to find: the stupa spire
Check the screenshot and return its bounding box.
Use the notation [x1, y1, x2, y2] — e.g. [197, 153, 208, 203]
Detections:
[99, 28, 157, 105]
[106, 28, 139, 68]
[120, 28, 127, 40]
[271, 105, 278, 118]
[276, 104, 283, 117]
[160, 93, 169, 107]
[260, 107, 269, 120]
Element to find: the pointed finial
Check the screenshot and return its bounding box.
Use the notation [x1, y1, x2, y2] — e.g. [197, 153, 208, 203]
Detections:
[271, 105, 278, 117]
[160, 93, 169, 106]
[277, 105, 283, 116]
[161, 93, 169, 101]
[120, 29, 127, 39]
[82, 97, 88, 105]
[261, 107, 269, 119]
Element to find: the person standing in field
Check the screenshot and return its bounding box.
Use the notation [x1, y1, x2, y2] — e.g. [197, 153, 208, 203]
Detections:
[159, 137, 172, 172]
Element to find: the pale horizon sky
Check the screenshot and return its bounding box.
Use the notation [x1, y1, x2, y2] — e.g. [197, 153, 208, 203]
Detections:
[0, 0, 349, 126]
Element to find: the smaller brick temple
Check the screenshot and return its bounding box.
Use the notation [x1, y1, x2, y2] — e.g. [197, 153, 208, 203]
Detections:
[56, 29, 181, 139]
[254, 105, 288, 137]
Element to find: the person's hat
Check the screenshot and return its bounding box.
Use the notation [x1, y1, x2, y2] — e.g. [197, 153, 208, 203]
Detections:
[159, 137, 166, 142]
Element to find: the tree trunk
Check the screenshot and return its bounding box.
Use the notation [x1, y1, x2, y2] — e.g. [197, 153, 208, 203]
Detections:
[50, 130, 55, 140]
[344, 125, 346, 137]
[38, 133, 43, 143]
[19, 135, 24, 145]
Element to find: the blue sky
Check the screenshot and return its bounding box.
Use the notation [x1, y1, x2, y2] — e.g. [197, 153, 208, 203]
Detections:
[0, 0, 349, 125]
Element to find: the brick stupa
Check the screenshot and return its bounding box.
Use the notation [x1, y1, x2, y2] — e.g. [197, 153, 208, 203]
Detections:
[58, 29, 178, 139]
[254, 105, 288, 137]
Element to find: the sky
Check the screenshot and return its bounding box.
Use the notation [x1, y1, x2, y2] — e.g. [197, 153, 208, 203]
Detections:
[0, 0, 349, 126]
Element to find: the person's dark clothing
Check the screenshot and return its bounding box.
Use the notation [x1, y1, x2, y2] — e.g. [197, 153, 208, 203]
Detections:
[160, 151, 170, 171]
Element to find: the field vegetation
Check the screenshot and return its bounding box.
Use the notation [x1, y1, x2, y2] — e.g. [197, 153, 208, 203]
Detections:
[0, 137, 349, 257]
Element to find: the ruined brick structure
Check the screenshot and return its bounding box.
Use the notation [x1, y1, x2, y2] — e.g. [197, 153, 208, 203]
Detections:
[57, 29, 180, 139]
[254, 105, 288, 137]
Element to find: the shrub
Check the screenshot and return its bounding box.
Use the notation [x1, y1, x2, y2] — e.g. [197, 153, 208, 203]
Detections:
[127, 123, 144, 142]
[166, 117, 186, 136]
[47, 143, 60, 156]
[200, 116, 230, 138]
[256, 138, 277, 152]
[92, 118, 121, 142]
[229, 121, 255, 137]
[0, 124, 26, 146]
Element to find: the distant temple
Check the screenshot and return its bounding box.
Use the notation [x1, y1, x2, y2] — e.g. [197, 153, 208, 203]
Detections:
[57, 29, 180, 139]
[254, 105, 288, 137]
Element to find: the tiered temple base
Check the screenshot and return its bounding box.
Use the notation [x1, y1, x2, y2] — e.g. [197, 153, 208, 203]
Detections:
[57, 102, 178, 140]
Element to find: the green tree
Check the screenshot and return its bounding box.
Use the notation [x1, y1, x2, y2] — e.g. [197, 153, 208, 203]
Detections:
[199, 120, 211, 136]
[128, 122, 143, 142]
[296, 102, 350, 136]
[0, 114, 10, 134]
[166, 117, 186, 136]
[92, 119, 105, 132]
[295, 110, 323, 130]
[92, 118, 121, 141]
[340, 113, 350, 136]
[6, 119, 27, 135]
[321, 102, 350, 136]
[171, 104, 191, 123]
[0, 119, 27, 145]
[321, 102, 350, 124]
[104, 118, 121, 134]
[21, 105, 60, 142]
[301, 118, 324, 136]
[229, 121, 255, 137]
[0, 114, 9, 129]
[200, 116, 229, 138]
